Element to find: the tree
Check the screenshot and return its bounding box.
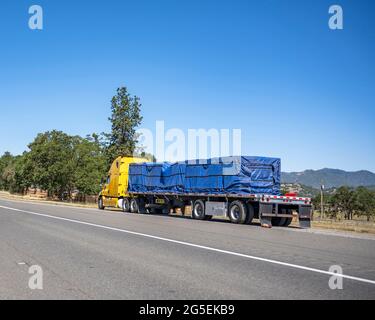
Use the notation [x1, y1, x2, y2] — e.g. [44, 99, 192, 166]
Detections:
[0, 152, 15, 190]
[22, 131, 108, 199]
[11, 154, 32, 193]
[104, 87, 143, 164]
[330, 186, 357, 220]
[355, 187, 375, 221]
[25, 131, 77, 197]
[72, 134, 107, 196]
[0, 152, 32, 193]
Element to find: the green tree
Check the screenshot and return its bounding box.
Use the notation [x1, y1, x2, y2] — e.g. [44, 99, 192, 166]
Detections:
[72, 134, 107, 196]
[1, 132, 108, 198]
[330, 186, 357, 220]
[25, 131, 76, 197]
[22, 131, 108, 198]
[104, 87, 143, 164]
[11, 154, 32, 193]
[0, 152, 15, 190]
[355, 187, 375, 221]
[0, 152, 31, 194]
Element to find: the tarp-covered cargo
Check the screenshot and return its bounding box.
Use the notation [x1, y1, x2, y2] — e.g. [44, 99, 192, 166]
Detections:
[128, 156, 281, 195]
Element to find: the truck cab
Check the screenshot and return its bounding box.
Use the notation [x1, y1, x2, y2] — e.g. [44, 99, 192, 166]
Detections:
[98, 156, 147, 210]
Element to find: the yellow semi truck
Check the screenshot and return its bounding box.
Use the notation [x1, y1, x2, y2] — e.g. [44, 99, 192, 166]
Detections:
[98, 156, 312, 228]
[98, 156, 147, 211]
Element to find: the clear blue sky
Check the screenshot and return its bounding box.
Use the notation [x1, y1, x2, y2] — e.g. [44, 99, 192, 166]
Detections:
[0, 0, 374, 172]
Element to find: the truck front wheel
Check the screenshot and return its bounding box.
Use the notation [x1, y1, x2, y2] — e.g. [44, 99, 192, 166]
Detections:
[229, 201, 247, 224]
[98, 197, 105, 210]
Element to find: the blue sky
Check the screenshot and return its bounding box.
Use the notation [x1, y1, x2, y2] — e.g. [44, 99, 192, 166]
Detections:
[0, 0, 374, 172]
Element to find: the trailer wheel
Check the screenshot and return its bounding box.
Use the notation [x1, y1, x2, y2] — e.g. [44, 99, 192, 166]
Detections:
[122, 198, 130, 212]
[271, 217, 287, 226]
[130, 198, 139, 213]
[137, 198, 148, 214]
[229, 201, 247, 224]
[283, 218, 293, 227]
[192, 200, 206, 220]
[98, 197, 105, 210]
[246, 203, 255, 224]
[282, 209, 293, 227]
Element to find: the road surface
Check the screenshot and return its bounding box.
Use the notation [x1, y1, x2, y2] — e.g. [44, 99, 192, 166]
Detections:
[1, 198, 375, 300]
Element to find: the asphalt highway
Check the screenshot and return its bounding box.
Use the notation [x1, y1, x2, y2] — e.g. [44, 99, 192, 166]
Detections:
[1, 198, 375, 300]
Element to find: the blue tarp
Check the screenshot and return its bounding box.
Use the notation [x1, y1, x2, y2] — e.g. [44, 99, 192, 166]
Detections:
[128, 156, 281, 195]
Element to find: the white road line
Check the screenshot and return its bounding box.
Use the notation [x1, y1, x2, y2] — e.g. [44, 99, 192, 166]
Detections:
[0, 197, 99, 211]
[3, 197, 375, 242]
[1, 204, 375, 286]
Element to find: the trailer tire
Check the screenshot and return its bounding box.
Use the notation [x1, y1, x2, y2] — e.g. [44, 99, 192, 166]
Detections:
[229, 201, 247, 224]
[283, 217, 293, 227]
[137, 198, 148, 214]
[246, 203, 255, 224]
[98, 197, 105, 210]
[130, 198, 139, 213]
[122, 198, 130, 212]
[192, 200, 206, 220]
[271, 217, 287, 227]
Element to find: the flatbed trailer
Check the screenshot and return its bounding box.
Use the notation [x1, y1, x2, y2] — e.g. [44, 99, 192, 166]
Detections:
[99, 156, 313, 228]
[125, 191, 312, 228]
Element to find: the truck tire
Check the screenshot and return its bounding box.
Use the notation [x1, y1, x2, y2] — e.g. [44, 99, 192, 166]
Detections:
[130, 198, 139, 213]
[273, 209, 293, 227]
[137, 198, 148, 214]
[98, 197, 105, 210]
[229, 201, 247, 224]
[245, 203, 255, 224]
[122, 198, 130, 212]
[271, 217, 287, 226]
[192, 200, 206, 220]
[283, 217, 293, 227]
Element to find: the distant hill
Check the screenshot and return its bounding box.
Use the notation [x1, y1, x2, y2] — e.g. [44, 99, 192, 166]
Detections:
[281, 183, 320, 197]
[281, 168, 375, 189]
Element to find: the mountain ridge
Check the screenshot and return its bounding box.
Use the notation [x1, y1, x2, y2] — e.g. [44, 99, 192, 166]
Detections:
[281, 168, 375, 189]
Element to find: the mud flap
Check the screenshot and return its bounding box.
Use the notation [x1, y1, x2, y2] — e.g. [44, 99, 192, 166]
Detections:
[299, 205, 312, 229]
[137, 198, 148, 214]
[259, 203, 273, 228]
